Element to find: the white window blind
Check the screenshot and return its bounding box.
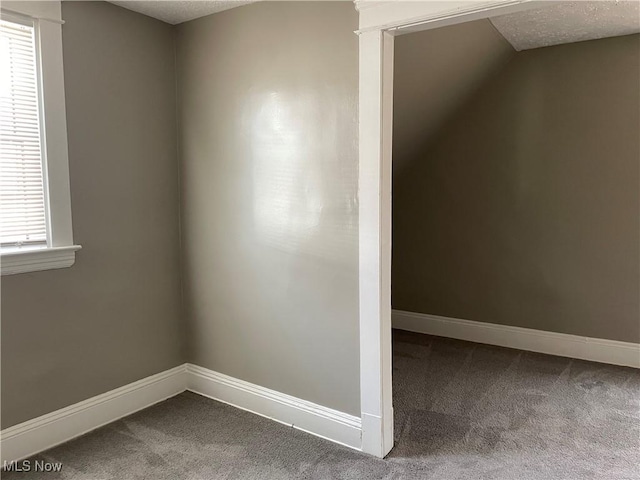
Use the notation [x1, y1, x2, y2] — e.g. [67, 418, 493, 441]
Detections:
[0, 17, 47, 247]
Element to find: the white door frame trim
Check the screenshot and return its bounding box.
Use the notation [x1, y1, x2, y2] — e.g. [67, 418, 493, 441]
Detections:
[355, 0, 543, 457]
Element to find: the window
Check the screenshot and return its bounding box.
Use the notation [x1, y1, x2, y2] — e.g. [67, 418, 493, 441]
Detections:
[0, 2, 80, 275]
[1, 18, 47, 247]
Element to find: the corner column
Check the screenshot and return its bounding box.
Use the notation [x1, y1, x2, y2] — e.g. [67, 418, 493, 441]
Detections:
[358, 28, 394, 458]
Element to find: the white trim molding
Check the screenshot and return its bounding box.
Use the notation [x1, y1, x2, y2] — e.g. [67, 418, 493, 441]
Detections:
[358, 27, 395, 458]
[1, 364, 362, 464]
[356, 0, 542, 33]
[1, 245, 81, 275]
[0, 365, 187, 464]
[186, 364, 362, 451]
[393, 310, 640, 369]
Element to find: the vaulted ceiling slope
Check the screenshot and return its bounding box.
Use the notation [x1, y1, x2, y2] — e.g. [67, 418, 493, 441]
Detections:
[393, 19, 516, 174]
[491, 1, 640, 51]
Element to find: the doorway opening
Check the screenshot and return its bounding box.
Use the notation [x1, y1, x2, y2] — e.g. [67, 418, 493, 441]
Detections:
[357, 0, 640, 462]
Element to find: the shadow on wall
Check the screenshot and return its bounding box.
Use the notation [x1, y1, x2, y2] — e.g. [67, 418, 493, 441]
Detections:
[392, 33, 640, 343]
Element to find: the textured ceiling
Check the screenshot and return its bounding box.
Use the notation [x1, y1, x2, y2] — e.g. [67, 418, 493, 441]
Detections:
[107, 1, 640, 45]
[491, 1, 640, 51]
[108, 1, 254, 25]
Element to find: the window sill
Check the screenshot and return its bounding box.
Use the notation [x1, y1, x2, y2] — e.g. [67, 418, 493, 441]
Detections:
[1, 245, 82, 276]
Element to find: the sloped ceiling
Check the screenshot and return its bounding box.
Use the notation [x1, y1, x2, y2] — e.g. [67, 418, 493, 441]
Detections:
[107, 1, 254, 25]
[491, 1, 640, 51]
[393, 19, 516, 174]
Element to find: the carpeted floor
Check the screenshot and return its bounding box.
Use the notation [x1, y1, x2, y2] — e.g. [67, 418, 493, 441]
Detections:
[4, 330, 639, 479]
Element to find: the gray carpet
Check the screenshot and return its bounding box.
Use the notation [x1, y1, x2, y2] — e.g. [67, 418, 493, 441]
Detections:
[4, 330, 639, 479]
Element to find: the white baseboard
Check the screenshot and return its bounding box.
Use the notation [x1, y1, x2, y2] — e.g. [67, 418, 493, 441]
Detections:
[1, 363, 362, 463]
[393, 310, 640, 368]
[185, 364, 362, 450]
[0, 365, 187, 463]
[3, 311, 634, 465]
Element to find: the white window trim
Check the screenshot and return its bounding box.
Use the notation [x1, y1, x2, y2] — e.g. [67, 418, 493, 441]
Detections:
[1, 1, 80, 276]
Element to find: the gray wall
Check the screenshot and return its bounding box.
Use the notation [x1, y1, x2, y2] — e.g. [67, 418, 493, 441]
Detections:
[393, 20, 515, 174]
[392, 34, 640, 343]
[177, 2, 360, 415]
[1, 1, 184, 428]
